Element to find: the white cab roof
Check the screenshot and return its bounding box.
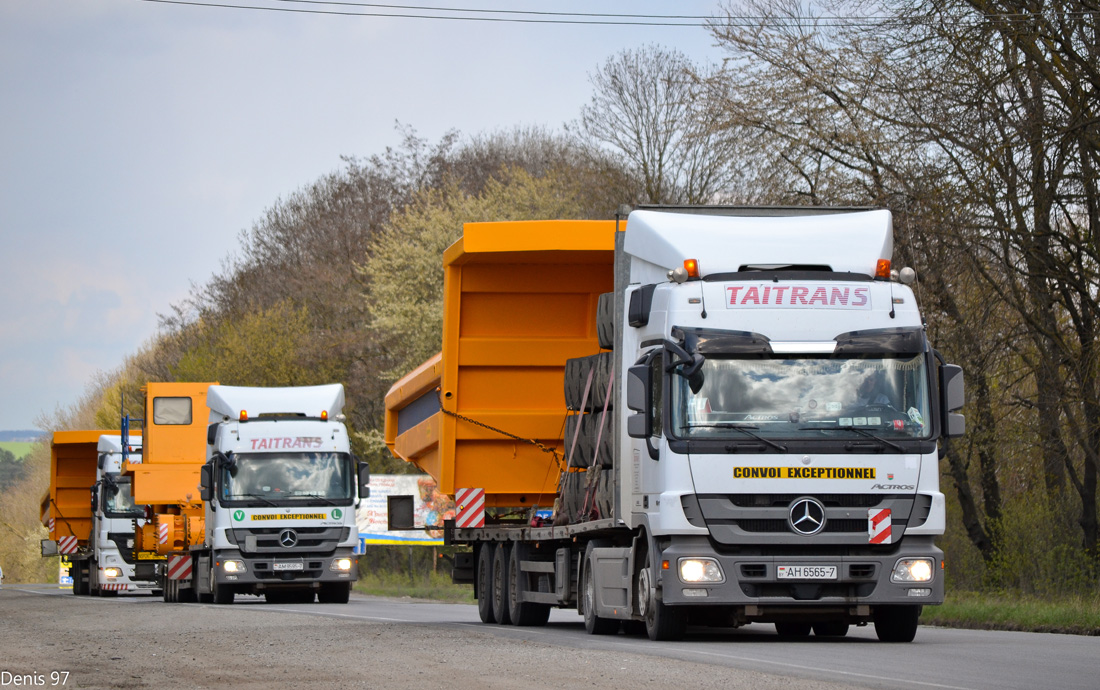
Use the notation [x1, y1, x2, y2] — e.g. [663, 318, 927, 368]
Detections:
[207, 384, 346, 419]
[97, 435, 140, 453]
[624, 209, 893, 277]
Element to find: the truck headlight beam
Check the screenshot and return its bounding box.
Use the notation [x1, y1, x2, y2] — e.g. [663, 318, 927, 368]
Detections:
[678, 558, 723, 583]
[891, 558, 934, 583]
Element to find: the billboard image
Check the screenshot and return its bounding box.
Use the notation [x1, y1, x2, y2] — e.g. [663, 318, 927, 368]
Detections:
[357, 475, 455, 546]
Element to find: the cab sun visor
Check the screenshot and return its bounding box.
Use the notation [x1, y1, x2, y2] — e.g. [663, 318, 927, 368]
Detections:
[833, 327, 926, 354]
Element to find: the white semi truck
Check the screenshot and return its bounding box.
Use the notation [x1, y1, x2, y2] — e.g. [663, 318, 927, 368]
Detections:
[194, 384, 369, 604]
[384, 207, 965, 642]
[41, 432, 158, 596]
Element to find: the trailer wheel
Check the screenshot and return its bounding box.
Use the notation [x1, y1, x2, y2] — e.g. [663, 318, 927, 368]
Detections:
[490, 543, 512, 625]
[874, 605, 920, 642]
[507, 544, 550, 626]
[71, 563, 85, 596]
[639, 553, 686, 641]
[582, 544, 618, 635]
[475, 545, 494, 623]
[775, 621, 811, 637]
[813, 621, 850, 637]
[163, 579, 175, 603]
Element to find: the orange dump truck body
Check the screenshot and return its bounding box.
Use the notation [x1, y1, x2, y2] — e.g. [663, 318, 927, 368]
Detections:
[40, 430, 139, 544]
[384, 220, 617, 508]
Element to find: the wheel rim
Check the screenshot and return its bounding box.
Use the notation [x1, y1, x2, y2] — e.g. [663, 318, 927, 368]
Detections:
[637, 567, 652, 618]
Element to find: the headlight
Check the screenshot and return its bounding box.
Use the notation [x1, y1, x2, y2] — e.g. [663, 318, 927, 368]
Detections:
[330, 558, 354, 572]
[891, 558, 934, 583]
[222, 560, 246, 573]
[678, 558, 723, 583]
[103, 567, 121, 579]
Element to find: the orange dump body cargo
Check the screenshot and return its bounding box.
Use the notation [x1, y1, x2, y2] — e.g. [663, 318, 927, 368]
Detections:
[40, 430, 139, 544]
[384, 220, 617, 508]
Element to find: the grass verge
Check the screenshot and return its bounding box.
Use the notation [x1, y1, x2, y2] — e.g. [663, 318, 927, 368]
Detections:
[923, 592, 1100, 635]
[354, 570, 475, 603]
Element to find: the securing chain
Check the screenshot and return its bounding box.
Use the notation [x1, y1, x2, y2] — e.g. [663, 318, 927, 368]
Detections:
[435, 389, 565, 471]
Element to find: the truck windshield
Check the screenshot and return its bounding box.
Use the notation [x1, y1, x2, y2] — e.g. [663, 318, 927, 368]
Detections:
[103, 475, 142, 518]
[670, 354, 932, 441]
[221, 452, 353, 504]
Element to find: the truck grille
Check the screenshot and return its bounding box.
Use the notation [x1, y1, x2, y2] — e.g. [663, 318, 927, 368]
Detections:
[228, 527, 349, 554]
[692, 494, 915, 546]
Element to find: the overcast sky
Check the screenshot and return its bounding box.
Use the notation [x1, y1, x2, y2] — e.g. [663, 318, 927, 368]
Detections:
[0, 0, 724, 431]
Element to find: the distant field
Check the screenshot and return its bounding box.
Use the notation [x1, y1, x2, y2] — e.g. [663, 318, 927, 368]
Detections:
[0, 441, 35, 459]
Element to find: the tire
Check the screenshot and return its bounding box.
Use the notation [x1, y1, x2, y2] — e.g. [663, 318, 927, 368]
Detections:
[507, 544, 551, 626]
[318, 583, 351, 604]
[775, 621, 812, 637]
[582, 544, 619, 635]
[71, 563, 85, 596]
[163, 579, 175, 603]
[212, 565, 234, 605]
[874, 605, 920, 642]
[490, 543, 512, 625]
[639, 550, 686, 641]
[476, 545, 494, 624]
[812, 621, 850, 637]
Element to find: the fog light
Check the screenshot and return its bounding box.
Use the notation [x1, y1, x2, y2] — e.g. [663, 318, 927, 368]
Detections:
[103, 567, 121, 579]
[678, 558, 723, 583]
[908, 588, 932, 597]
[891, 558, 934, 583]
[330, 558, 354, 572]
[682, 588, 709, 597]
[223, 560, 246, 573]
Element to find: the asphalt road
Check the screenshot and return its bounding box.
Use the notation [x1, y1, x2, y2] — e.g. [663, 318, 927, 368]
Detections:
[2, 584, 1097, 690]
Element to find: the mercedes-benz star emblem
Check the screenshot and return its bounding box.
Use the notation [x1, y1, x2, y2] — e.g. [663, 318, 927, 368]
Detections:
[279, 529, 298, 548]
[788, 497, 826, 535]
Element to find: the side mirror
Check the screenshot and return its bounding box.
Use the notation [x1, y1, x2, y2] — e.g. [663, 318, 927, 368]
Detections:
[207, 423, 219, 446]
[358, 461, 370, 499]
[626, 364, 652, 439]
[199, 464, 213, 503]
[940, 364, 965, 438]
[388, 495, 414, 530]
[90, 485, 99, 513]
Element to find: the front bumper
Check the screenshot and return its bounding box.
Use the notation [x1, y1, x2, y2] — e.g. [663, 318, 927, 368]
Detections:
[212, 550, 358, 586]
[657, 536, 943, 614]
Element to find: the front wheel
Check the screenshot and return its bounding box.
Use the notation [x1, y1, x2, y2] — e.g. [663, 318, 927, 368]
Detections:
[874, 605, 920, 642]
[212, 567, 234, 605]
[318, 582, 350, 604]
[639, 552, 686, 641]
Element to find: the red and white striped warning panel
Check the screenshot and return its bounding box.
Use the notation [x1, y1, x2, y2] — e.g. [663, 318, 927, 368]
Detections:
[869, 508, 892, 544]
[48, 517, 55, 534]
[167, 555, 193, 581]
[58, 536, 79, 554]
[158, 522, 170, 545]
[99, 583, 129, 592]
[455, 488, 485, 529]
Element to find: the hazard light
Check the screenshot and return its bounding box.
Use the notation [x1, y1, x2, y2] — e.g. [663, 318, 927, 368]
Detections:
[684, 258, 700, 279]
[875, 259, 891, 279]
[321, 410, 328, 421]
[239, 410, 248, 422]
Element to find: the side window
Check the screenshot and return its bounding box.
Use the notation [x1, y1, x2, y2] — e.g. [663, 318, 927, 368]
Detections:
[649, 353, 663, 437]
[153, 397, 192, 425]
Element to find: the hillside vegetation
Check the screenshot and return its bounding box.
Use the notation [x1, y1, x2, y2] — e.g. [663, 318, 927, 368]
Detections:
[3, 3, 1099, 608]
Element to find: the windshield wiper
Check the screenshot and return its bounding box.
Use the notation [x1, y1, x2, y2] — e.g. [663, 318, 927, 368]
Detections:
[685, 423, 788, 452]
[801, 426, 904, 453]
[290, 493, 344, 506]
[230, 493, 278, 507]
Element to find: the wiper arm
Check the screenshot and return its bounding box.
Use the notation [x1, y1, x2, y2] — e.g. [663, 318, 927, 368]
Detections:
[231, 493, 278, 506]
[801, 426, 904, 453]
[291, 493, 342, 505]
[685, 423, 788, 452]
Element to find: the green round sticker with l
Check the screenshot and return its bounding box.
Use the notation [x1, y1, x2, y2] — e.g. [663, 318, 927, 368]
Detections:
[331, 508, 343, 520]
[233, 510, 245, 522]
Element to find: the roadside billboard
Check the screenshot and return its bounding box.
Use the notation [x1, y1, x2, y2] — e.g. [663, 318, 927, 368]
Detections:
[357, 474, 455, 546]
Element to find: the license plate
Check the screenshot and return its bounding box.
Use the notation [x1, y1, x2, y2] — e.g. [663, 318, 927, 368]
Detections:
[273, 562, 303, 571]
[777, 565, 837, 580]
